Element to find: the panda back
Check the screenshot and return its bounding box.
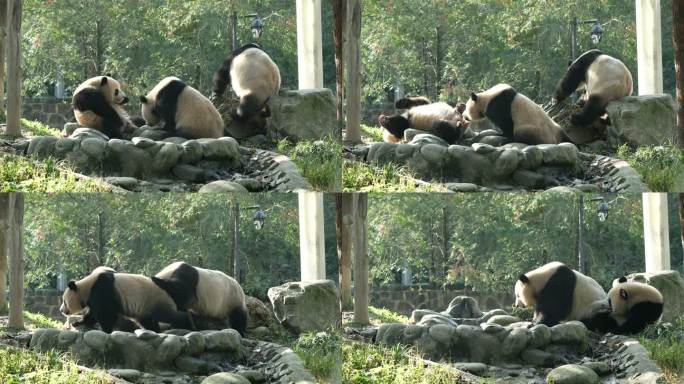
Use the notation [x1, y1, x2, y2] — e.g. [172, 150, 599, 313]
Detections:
[408, 102, 456, 131]
[175, 86, 224, 138]
[113, 273, 177, 318]
[569, 271, 608, 321]
[230, 48, 281, 100]
[195, 267, 246, 318]
[586, 55, 633, 100]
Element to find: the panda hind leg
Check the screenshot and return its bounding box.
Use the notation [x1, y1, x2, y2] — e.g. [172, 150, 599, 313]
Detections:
[154, 306, 195, 331]
[229, 306, 248, 336]
[570, 95, 605, 127]
[235, 94, 263, 122]
[431, 120, 463, 144]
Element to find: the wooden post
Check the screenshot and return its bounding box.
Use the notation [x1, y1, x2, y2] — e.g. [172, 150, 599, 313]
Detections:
[5, 0, 20, 137]
[643, 193, 671, 272]
[0, 194, 8, 311]
[674, 0, 684, 146]
[352, 193, 369, 325]
[7, 193, 24, 329]
[296, 0, 323, 89]
[0, 0, 7, 117]
[344, 0, 362, 143]
[299, 192, 326, 281]
[332, 0, 347, 130]
[336, 193, 354, 311]
[636, 0, 664, 95]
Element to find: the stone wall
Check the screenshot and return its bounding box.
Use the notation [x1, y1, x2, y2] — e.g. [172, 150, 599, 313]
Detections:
[22, 98, 137, 128]
[24, 290, 63, 321]
[370, 287, 514, 316]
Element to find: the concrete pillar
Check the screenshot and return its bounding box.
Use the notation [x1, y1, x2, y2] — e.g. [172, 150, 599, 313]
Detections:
[636, 0, 663, 95]
[299, 191, 326, 281]
[296, 0, 324, 89]
[642, 193, 671, 272]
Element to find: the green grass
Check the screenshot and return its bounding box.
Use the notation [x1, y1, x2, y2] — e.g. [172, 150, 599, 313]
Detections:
[277, 138, 342, 191]
[343, 160, 447, 193]
[343, 341, 466, 384]
[0, 346, 113, 384]
[23, 311, 62, 329]
[616, 143, 684, 191]
[292, 331, 342, 383]
[0, 154, 110, 192]
[20, 119, 61, 137]
[369, 306, 409, 325]
[361, 124, 384, 143]
[639, 318, 684, 383]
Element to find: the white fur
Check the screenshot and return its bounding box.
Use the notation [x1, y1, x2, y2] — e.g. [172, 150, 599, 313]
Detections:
[582, 55, 633, 105]
[607, 281, 663, 324]
[113, 273, 178, 318]
[73, 76, 134, 133]
[230, 48, 281, 103]
[407, 102, 459, 131]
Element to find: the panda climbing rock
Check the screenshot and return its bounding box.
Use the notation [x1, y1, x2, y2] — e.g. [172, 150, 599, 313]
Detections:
[72, 76, 137, 139]
[464, 84, 571, 145]
[379, 97, 465, 144]
[212, 43, 281, 122]
[553, 50, 633, 127]
[152, 261, 248, 336]
[606, 277, 664, 334]
[140, 77, 224, 139]
[514, 262, 613, 332]
[60, 267, 194, 333]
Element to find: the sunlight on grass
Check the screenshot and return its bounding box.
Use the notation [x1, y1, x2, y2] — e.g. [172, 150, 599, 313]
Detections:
[0, 347, 113, 384]
[293, 331, 342, 384]
[0, 154, 110, 192]
[617, 143, 684, 192]
[20, 119, 61, 137]
[369, 306, 409, 325]
[277, 137, 342, 191]
[23, 311, 62, 329]
[343, 160, 447, 193]
[361, 124, 383, 143]
[639, 318, 684, 383]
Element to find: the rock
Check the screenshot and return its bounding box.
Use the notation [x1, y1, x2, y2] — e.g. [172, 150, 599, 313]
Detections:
[472, 143, 496, 154]
[428, 324, 457, 344]
[199, 181, 249, 193]
[245, 296, 273, 329]
[104, 177, 139, 188]
[82, 330, 108, 351]
[546, 364, 599, 384]
[487, 315, 521, 326]
[376, 323, 408, 346]
[582, 361, 611, 376]
[63, 123, 80, 137]
[198, 137, 241, 164]
[175, 356, 209, 374]
[410, 133, 449, 147]
[420, 143, 448, 164]
[446, 183, 480, 192]
[27, 136, 59, 158]
[183, 332, 206, 356]
[54, 138, 77, 155]
[456, 325, 501, 363]
[236, 370, 266, 384]
[404, 129, 430, 142]
[202, 372, 251, 384]
[268, 280, 341, 334]
[513, 169, 547, 189]
[529, 324, 552, 349]
[502, 328, 531, 357]
[108, 369, 142, 382]
[180, 140, 204, 163]
[172, 164, 209, 182]
[606, 95, 678, 147]
[80, 138, 107, 160]
[445, 296, 482, 318]
[137, 128, 167, 141]
[494, 148, 521, 176]
[367, 142, 398, 164]
[481, 323, 506, 334]
[416, 313, 460, 328]
[409, 309, 441, 324]
[157, 334, 184, 362]
[454, 362, 488, 375]
[135, 329, 158, 340]
[57, 330, 80, 346]
[234, 178, 262, 192]
[132, 137, 157, 148]
[29, 328, 62, 352]
[478, 135, 509, 147]
[163, 137, 188, 145]
[268, 89, 337, 141]
[545, 186, 579, 194]
[618, 270, 684, 322]
[107, 139, 153, 177]
[203, 329, 242, 352]
[250, 326, 271, 340]
[521, 146, 544, 169]
[539, 143, 579, 167]
[521, 349, 558, 367]
[551, 321, 588, 344]
[70, 127, 110, 141]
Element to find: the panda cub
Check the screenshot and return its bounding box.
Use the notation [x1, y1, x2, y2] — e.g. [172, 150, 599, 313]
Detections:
[212, 43, 281, 122]
[379, 97, 464, 144]
[152, 261, 248, 336]
[607, 277, 664, 334]
[554, 50, 633, 127]
[140, 77, 224, 139]
[464, 84, 571, 145]
[72, 76, 137, 139]
[60, 267, 194, 333]
[515, 262, 613, 331]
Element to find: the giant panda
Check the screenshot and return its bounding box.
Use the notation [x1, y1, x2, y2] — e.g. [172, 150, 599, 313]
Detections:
[514, 262, 613, 332]
[72, 76, 137, 139]
[152, 261, 248, 336]
[553, 50, 633, 127]
[464, 84, 571, 145]
[379, 97, 464, 144]
[606, 277, 663, 334]
[212, 43, 281, 122]
[60, 267, 194, 333]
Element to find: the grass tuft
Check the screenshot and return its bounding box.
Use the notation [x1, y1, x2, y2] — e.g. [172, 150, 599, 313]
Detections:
[277, 138, 342, 191]
[0, 347, 113, 384]
[0, 155, 110, 192]
[361, 124, 384, 143]
[292, 331, 342, 383]
[343, 160, 447, 193]
[639, 318, 684, 383]
[20, 119, 61, 137]
[369, 306, 409, 325]
[616, 143, 684, 191]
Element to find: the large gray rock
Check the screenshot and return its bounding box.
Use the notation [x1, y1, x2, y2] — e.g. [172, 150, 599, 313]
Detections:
[606, 95, 678, 147]
[199, 180, 249, 193]
[445, 296, 483, 319]
[619, 270, 684, 322]
[201, 372, 251, 384]
[551, 321, 588, 344]
[546, 364, 600, 384]
[268, 89, 337, 141]
[268, 280, 341, 334]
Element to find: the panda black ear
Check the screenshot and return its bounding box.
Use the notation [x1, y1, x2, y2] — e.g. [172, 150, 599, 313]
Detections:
[101, 77, 108, 86]
[67, 281, 78, 291]
[518, 274, 530, 284]
[618, 276, 627, 283]
[619, 288, 628, 300]
[139, 96, 148, 104]
[470, 93, 478, 101]
[105, 73, 112, 77]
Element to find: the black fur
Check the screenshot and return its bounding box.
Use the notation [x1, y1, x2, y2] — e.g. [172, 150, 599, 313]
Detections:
[212, 43, 262, 97]
[614, 301, 663, 334]
[381, 114, 410, 140]
[84, 271, 193, 333]
[151, 262, 199, 311]
[150, 79, 187, 133]
[484, 87, 517, 139]
[236, 93, 264, 122]
[395, 97, 431, 110]
[554, 49, 603, 102]
[570, 95, 604, 127]
[583, 309, 618, 333]
[431, 120, 462, 143]
[130, 116, 147, 128]
[229, 306, 248, 336]
[73, 88, 124, 139]
[532, 265, 576, 327]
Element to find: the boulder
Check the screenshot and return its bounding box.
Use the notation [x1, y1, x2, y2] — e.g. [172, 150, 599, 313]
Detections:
[245, 295, 275, 329]
[267, 280, 341, 334]
[202, 372, 251, 384]
[268, 89, 337, 141]
[606, 95, 678, 147]
[618, 270, 684, 322]
[444, 296, 483, 319]
[199, 181, 249, 193]
[546, 364, 600, 384]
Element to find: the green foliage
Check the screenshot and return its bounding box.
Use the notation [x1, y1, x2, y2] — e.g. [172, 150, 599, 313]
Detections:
[293, 331, 342, 383]
[20, 119, 61, 137]
[617, 143, 684, 192]
[0, 155, 110, 192]
[509, 306, 534, 321]
[361, 124, 383, 143]
[277, 138, 342, 191]
[342, 341, 463, 384]
[23, 311, 63, 329]
[0, 347, 112, 384]
[639, 318, 684, 382]
[369, 306, 409, 325]
[343, 161, 447, 193]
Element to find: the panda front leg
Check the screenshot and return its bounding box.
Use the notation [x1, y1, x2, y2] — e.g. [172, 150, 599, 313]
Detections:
[570, 95, 605, 127]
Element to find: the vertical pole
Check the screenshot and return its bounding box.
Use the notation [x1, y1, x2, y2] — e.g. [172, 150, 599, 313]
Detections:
[643, 193, 671, 272]
[578, 195, 585, 273]
[5, 0, 21, 137]
[233, 203, 240, 282]
[344, 0, 363, 143]
[231, 12, 238, 51]
[296, 0, 324, 89]
[571, 17, 578, 61]
[636, 0, 664, 95]
[299, 191, 326, 281]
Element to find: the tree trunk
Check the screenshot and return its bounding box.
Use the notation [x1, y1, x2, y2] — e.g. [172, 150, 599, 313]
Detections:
[5, 0, 21, 137]
[679, 194, 684, 266]
[332, 0, 346, 133]
[674, 0, 684, 146]
[352, 193, 370, 325]
[7, 193, 23, 329]
[95, 212, 106, 269]
[0, 194, 8, 311]
[0, 0, 8, 117]
[344, 0, 362, 144]
[336, 194, 354, 311]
